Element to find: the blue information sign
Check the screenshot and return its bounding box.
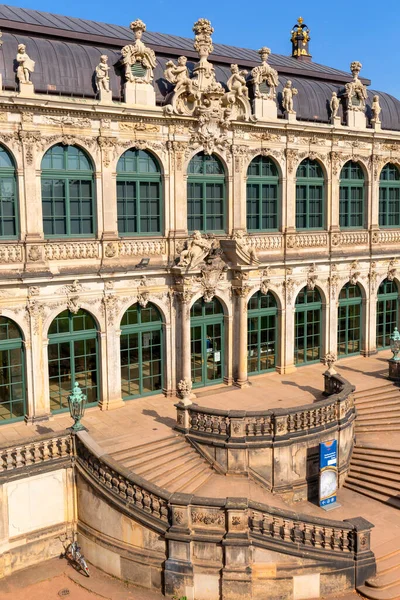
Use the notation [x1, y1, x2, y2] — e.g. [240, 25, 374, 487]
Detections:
[319, 439, 338, 508]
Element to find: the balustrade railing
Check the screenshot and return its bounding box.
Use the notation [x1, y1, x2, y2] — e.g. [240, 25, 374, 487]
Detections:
[0, 431, 72, 475]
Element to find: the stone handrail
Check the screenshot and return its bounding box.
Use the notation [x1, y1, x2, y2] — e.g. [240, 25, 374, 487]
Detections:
[176, 372, 355, 442]
[75, 429, 374, 577]
[0, 430, 72, 476]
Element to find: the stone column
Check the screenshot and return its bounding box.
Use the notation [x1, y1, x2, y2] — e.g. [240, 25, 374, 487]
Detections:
[26, 301, 50, 422]
[369, 159, 380, 230]
[178, 291, 194, 397]
[100, 301, 124, 410]
[330, 164, 340, 231]
[173, 146, 189, 236]
[279, 280, 296, 374]
[367, 282, 378, 356]
[361, 296, 370, 357]
[232, 147, 247, 231]
[275, 307, 285, 373]
[224, 313, 234, 386]
[19, 132, 44, 243]
[222, 499, 252, 600]
[234, 287, 249, 387]
[100, 166, 118, 240]
[284, 150, 297, 232]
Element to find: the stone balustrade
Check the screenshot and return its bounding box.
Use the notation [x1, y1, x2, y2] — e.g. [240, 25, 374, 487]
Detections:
[0, 431, 72, 479]
[176, 372, 355, 500]
[74, 429, 375, 600]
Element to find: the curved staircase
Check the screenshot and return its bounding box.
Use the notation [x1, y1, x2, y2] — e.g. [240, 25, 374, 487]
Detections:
[358, 540, 400, 600]
[352, 383, 400, 433]
[103, 433, 215, 494]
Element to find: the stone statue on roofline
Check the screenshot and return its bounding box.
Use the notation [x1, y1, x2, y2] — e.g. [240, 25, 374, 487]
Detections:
[330, 92, 340, 121]
[344, 61, 368, 112]
[16, 43, 35, 85]
[371, 95, 381, 123]
[282, 80, 298, 114]
[121, 19, 156, 84]
[95, 55, 111, 93]
[164, 18, 253, 123]
[251, 47, 279, 100]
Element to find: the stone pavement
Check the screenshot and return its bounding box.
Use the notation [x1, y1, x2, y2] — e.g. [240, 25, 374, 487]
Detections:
[0, 350, 392, 449]
[0, 555, 366, 600]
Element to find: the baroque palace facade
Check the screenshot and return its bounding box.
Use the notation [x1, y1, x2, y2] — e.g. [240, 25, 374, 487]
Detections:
[0, 8, 398, 424]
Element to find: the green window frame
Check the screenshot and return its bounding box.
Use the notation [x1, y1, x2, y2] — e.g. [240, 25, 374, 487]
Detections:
[0, 317, 26, 424]
[296, 159, 325, 230]
[41, 144, 95, 237]
[337, 283, 362, 357]
[295, 287, 322, 365]
[377, 279, 399, 349]
[0, 146, 18, 239]
[379, 163, 400, 227]
[339, 161, 365, 229]
[246, 155, 280, 231]
[120, 303, 163, 399]
[187, 152, 226, 233]
[190, 297, 224, 387]
[116, 149, 162, 236]
[48, 309, 99, 413]
[247, 291, 277, 374]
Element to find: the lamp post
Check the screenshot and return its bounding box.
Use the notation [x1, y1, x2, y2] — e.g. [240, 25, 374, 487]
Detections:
[388, 327, 400, 381]
[68, 381, 87, 432]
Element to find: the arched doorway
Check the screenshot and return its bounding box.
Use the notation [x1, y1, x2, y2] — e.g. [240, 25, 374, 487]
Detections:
[48, 309, 99, 413]
[0, 317, 26, 423]
[247, 291, 277, 374]
[377, 279, 399, 349]
[294, 287, 322, 365]
[190, 297, 224, 387]
[337, 283, 362, 357]
[120, 302, 163, 399]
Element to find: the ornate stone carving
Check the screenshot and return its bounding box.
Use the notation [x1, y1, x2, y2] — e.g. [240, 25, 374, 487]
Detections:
[121, 19, 156, 84]
[191, 510, 225, 527]
[176, 231, 214, 270]
[307, 264, 318, 290]
[45, 115, 92, 128]
[101, 293, 119, 326]
[67, 296, 81, 314]
[165, 19, 252, 124]
[137, 278, 149, 308]
[282, 81, 298, 114]
[349, 260, 361, 285]
[19, 131, 42, 165]
[177, 379, 192, 405]
[282, 278, 295, 305]
[95, 55, 111, 93]
[44, 242, 99, 261]
[260, 268, 271, 295]
[251, 47, 279, 99]
[28, 286, 40, 297]
[344, 62, 367, 113]
[119, 121, 159, 132]
[0, 244, 23, 263]
[230, 230, 258, 265]
[324, 352, 337, 374]
[27, 244, 43, 262]
[388, 258, 397, 281]
[329, 265, 339, 299]
[16, 43, 35, 85]
[97, 136, 118, 168]
[26, 299, 44, 334]
[285, 148, 298, 174]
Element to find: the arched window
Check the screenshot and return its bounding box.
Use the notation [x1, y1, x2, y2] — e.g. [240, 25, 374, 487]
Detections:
[295, 287, 322, 365]
[48, 309, 98, 412]
[296, 159, 324, 229]
[248, 291, 277, 374]
[41, 144, 95, 237]
[339, 161, 365, 228]
[117, 149, 162, 235]
[187, 152, 225, 232]
[190, 297, 224, 386]
[0, 318, 25, 423]
[337, 283, 362, 357]
[247, 156, 279, 231]
[379, 163, 400, 227]
[0, 146, 18, 239]
[377, 279, 399, 349]
[120, 303, 163, 399]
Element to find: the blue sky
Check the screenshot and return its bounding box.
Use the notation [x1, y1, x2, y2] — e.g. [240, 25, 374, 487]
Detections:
[4, 0, 399, 99]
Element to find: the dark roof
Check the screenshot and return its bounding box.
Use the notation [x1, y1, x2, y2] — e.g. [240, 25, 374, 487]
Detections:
[0, 5, 399, 130]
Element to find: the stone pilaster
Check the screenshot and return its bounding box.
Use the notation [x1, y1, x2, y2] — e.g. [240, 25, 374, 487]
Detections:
[164, 499, 194, 600]
[26, 301, 50, 422]
[222, 499, 252, 600]
[234, 287, 249, 387]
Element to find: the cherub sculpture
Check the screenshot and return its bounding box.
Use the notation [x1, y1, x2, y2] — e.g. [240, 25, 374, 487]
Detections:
[95, 55, 111, 93]
[16, 44, 35, 84]
[226, 64, 249, 99]
[282, 80, 298, 113]
[164, 56, 195, 96]
[177, 231, 212, 269]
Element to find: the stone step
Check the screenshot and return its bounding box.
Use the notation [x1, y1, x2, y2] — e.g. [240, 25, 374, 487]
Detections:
[367, 566, 400, 590]
[110, 435, 185, 461]
[375, 539, 400, 563]
[154, 459, 211, 492]
[354, 447, 400, 461]
[357, 583, 400, 600]
[344, 476, 400, 504]
[344, 481, 400, 510]
[356, 396, 400, 410]
[377, 554, 400, 577]
[136, 452, 202, 479]
[351, 458, 400, 473]
[356, 413, 400, 423]
[346, 470, 399, 494]
[357, 400, 400, 414]
[349, 462, 400, 480]
[180, 468, 214, 494]
[122, 443, 193, 471]
[353, 384, 396, 399]
[356, 425, 400, 433]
